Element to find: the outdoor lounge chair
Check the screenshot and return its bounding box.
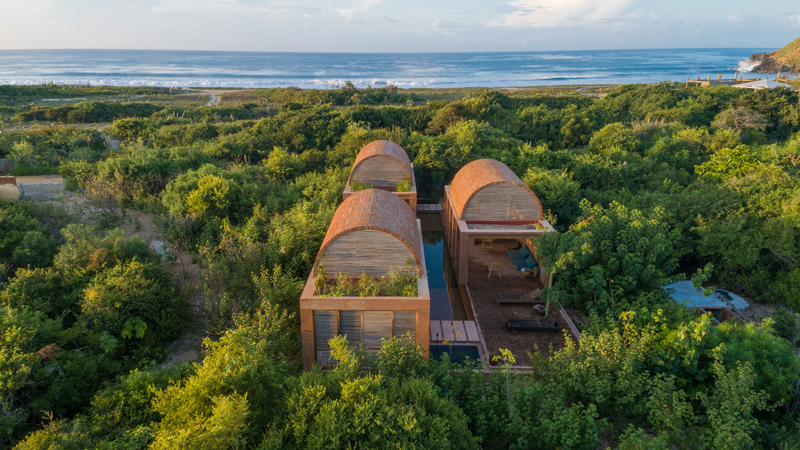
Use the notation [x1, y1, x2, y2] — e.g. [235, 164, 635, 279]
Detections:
[507, 246, 538, 272]
[507, 245, 532, 260]
[506, 318, 560, 332]
[496, 287, 542, 304]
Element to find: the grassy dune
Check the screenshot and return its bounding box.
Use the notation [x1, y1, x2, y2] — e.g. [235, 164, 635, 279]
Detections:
[776, 37, 800, 69]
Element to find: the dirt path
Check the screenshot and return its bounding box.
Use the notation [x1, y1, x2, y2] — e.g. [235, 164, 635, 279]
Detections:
[182, 89, 254, 107]
[116, 209, 209, 366]
[575, 85, 612, 97]
[205, 92, 221, 107]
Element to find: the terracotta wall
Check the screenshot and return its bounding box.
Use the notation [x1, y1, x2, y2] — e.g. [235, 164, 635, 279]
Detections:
[299, 277, 430, 369]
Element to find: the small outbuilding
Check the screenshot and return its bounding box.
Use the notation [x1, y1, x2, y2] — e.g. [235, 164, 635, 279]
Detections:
[343, 140, 417, 210]
[300, 189, 430, 368]
[733, 79, 792, 91]
[0, 176, 22, 201]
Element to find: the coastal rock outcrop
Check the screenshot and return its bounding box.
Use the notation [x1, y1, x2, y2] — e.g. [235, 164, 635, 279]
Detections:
[744, 37, 800, 75]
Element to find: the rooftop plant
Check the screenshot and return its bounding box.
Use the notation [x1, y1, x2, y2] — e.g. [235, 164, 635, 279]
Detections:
[349, 177, 412, 192]
[395, 177, 413, 192]
[349, 180, 373, 191]
[315, 263, 418, 297]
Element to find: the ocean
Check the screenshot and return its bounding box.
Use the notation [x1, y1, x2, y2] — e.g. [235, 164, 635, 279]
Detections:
[0, 48, 778, 89]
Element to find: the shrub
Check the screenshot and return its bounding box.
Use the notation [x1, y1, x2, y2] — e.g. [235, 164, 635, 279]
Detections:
[348, 180, 372, 191]
[80, 260, 185, 349]
[589, 122, 637, 153]
[537, 200, 681, 312]
[314, 264, 418, 297]
[395, 177, 413, 192]
[161, 164, 256, 223]
[772, 308, 799, 344]
[54, 225, 158, 274]
[150, 304, 294, 448]
[92, 146, 213, 203]
[523, 167, 581, 227]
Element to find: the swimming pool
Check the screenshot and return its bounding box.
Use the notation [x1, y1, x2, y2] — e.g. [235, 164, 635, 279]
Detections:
[429, 345, 482, 365]
[420, 213, 466, 321]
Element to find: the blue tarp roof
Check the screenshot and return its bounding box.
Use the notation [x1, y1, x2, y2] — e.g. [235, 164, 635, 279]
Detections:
[665, 281, 749, 310]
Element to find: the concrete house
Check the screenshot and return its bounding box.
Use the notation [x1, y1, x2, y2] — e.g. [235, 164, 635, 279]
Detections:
[299, 188, 430, 369]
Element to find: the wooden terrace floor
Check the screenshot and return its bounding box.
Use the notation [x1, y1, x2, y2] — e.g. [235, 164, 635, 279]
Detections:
[464, 243, 573, 367]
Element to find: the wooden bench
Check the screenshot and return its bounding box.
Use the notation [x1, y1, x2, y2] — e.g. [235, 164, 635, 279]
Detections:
[506, 318, 560, 332]
[496, 287, 542, 304]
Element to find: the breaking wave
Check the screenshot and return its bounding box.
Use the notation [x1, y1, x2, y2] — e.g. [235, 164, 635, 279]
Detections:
[736, 57, 761, 73]
[0, 48, 777, 88]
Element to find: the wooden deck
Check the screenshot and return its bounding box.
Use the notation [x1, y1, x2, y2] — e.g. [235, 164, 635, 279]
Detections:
[463, 244, 571, 365]
[417, 202, 443, 213]
[430, 320, 480, 343]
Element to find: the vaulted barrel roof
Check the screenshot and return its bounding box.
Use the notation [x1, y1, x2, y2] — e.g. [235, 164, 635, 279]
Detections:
[450, 159, 542, 220]
[347, 140, 413, 186]
[317, 189, 422, 274]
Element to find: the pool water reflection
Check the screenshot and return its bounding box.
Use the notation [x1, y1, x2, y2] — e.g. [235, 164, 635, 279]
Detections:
[422, 230, 453, 320]
[421, 217, 466, 320]
[429, 345, 481, 365]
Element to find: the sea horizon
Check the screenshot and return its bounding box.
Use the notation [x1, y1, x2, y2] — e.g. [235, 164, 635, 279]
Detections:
[0, 45, 779, 53]
[0, 47, 782, 89]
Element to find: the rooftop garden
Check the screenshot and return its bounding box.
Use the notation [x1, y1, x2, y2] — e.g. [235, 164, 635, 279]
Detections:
[349, 177, 413, 192]
[314, 264, 419, 297]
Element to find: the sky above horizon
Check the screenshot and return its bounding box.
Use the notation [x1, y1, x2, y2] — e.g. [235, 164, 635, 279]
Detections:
[1, 0, 798, 53]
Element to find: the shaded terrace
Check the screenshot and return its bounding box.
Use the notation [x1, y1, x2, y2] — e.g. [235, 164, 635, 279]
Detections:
[464, 242, 577, 366]
[439, 158, 581, 368]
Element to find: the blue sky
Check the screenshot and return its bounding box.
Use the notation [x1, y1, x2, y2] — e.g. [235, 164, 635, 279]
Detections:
[1, 0, 798, 52]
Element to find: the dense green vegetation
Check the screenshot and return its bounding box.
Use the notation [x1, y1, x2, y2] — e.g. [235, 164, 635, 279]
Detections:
[0, 126, 108, 175]
[2, 82, 800, 448]
[0, 85, 171, 106]
[314, 264, 419, 297]
[0, 202, 187, 445]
